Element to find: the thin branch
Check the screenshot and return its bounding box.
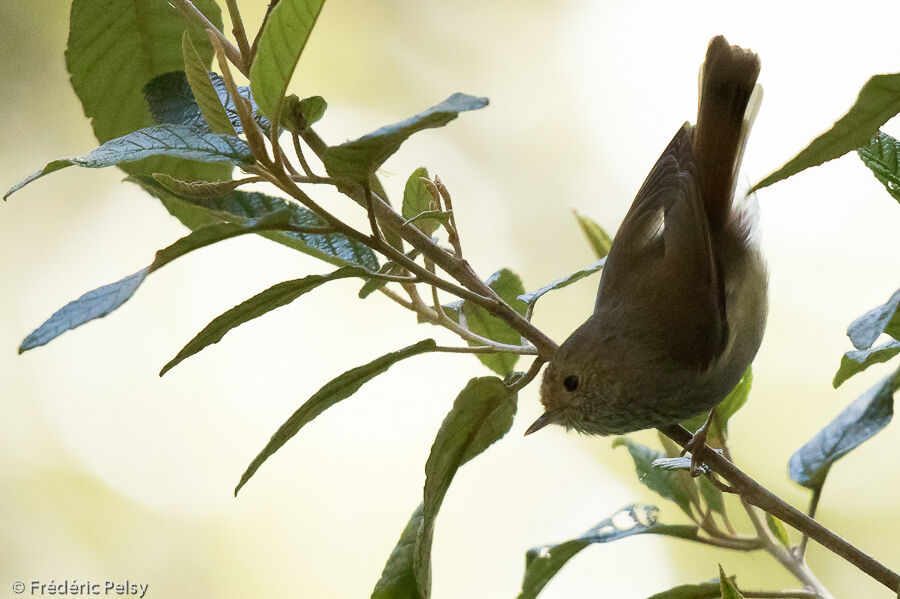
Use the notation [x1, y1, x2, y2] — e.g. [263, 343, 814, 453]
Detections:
[433, 176, 463, 258]
[250, 0, 280, 62]
[291, 132, 316, 178]
[169, 0, 247, 76]
[224, 0, 252, 72]
[799, 480, 826, 560]
[432, 345, 497, 354]
[507, 357, 546, 393]
[738, 591, 817, 599]
[659, 424, 894, 595]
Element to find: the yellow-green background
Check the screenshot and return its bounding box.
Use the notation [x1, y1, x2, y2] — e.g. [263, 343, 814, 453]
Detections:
[2, 1, 899, 598]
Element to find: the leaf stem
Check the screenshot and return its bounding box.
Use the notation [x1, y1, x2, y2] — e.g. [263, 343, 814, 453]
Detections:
[799, 480, 826, 560]
[660, 424, 895, 595]
[224, 0, 252, 72]
[738, 591, 817, 599]
[169, 0, 247, 76]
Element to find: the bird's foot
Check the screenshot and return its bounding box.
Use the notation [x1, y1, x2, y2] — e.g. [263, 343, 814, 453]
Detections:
[680, 408, 716, 477]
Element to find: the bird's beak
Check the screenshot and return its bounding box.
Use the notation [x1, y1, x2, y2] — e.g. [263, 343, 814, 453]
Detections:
[524, 409, 559, 436]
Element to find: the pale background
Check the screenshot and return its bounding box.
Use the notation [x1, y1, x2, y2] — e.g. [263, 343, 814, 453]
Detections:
[2, 1, 900, 598]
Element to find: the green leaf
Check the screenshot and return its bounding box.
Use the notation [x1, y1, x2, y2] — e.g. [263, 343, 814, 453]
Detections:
[65, 0, 227, 181]
[151, 173, 248, 198]
[518, 504, 700, 599]
[858, 131, 900, 205]
[283, 94, 328, 131]
[415, 377, 517, 598]
[656, 432, 724, 516]
[182, 31, 235, 135]
[718, 565, 744, 599]
[460, 269, 527, 375]
[847, 289, 900, 350]
[134, 176, 379, 270]
[371, 503, 425, 599]
[681, 367, 753, 442]
[644, 580, 724, 599]
[573, 210, 613, 259]
[161, 266, 374, 375]
[402, 168, 440, 236]
[613, 438, 696, 519]
[517, 258, 606, 310]
[752, 73, 900, 192]
[143, 70, 270, 136]
[789, 370, 900, 489]
[323, 94, 489, 183]
[235, 339, 437, 496]
[697, 476, 725, 516]
[6, 125, 250, 199]
[765, 513, 791, 550]
[358, 247, 421, 299]
[250, 0, 326, 121]
[19, 210, 298, 353]
[834, 340, 900, 388]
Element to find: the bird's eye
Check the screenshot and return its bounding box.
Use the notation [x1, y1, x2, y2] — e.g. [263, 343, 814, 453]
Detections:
[563, 375, 579, 392]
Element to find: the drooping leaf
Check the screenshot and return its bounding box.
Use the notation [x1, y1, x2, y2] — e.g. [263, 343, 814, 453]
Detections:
[718, 565, 744, 599]
[65, 0, 227, 181]
[517, 258, 606, 310]
[573, 210, 613, 259]
[752, 73, 900, 192]
[323, 94, 489, 183]
[134, 176, 379, 270]
[518, 504, 700, 599]
[182, 31, 235, 135]
[415, 377, 517, 598]
[858, 131, 900, 205]
[372, 503, 425, 599]
[765, 513, 792, 550]
[402, 167, 441, 236]
[847, 289, 900, 350]
[6, 125, 250, 199]
[235, 339, 437, 496]
[789, 371, 900, 489]
[681, 368, 753, 442]
[151, 173, 249, 198]
[250, 0, 326, 121]
[161, 267, 375, 375]
[461, 269, 527, 375]
[613, 438, 696, 519]
[834, 340, 900, 388]
[19, 210, 298, 353]
[644, 580, 724, 599]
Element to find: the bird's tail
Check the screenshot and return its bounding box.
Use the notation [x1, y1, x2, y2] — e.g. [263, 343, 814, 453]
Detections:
[693, 35, 761, 234]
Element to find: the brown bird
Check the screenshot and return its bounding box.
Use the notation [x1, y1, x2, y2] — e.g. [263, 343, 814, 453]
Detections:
[526, 36, 767, 471]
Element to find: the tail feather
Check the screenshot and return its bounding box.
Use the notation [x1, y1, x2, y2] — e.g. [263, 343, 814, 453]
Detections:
[693, 36, 760, 233]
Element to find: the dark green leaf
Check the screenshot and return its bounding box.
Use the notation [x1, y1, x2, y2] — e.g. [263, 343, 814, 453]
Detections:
[235, 339, 437, 496]
[681, 367, 753, 442]
[765, 513, 791, 550]
[143, 70, 270, 136]
[519, 504, 700, 599]
[718, 565, 744, 599]
[250, 0, 326, 120]
[789, 371, 899, 489]
[462, 269, 527, 375]
[6, 125, 250, 199]
[283, 94, 328, 130]
[613, 438, 696, 518]
[847, 289, 900, 350]
[134, 177, 379, 270]
[517, 258, 606, 309]
[752, 73, 900, 192]
[372, 503, 425, 599]
[644, 580, 723, 599]
[415, 377, 517, 598]
[402, 167, 440, 236]
[834, 340, 900, 388]
[323, 94, 489, 183]
[65, 0, 227, 181]
[573, 210, 613, 259]
[858, 131, 900, 205]
[161, 266, 374, 375]
[182, 31, 235, 135]
[19, 210, 298, 353]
